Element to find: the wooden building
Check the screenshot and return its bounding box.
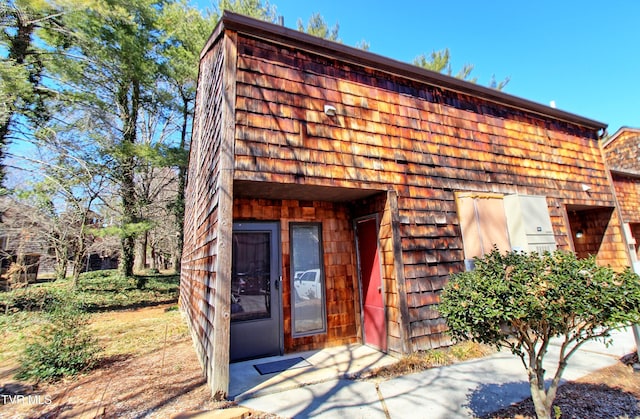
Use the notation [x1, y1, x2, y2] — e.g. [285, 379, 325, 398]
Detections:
[602, 127, 640, 267]
[181, 12, 630, 399]
[0, 196, 45, 287]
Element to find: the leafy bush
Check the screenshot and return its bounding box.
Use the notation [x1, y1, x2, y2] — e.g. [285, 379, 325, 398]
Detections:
[135, 275, 149, 289]
[16, 297, 101, 382]
[77, 269, 128, 291]
[440, 249, 640, 419]
[2, 286, 68, 312]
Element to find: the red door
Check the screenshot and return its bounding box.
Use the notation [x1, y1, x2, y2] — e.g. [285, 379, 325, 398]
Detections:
[356, 217, 387, 351]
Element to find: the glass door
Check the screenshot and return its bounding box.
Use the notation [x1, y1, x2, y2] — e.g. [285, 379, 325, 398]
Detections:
[230, 222, 282, 361]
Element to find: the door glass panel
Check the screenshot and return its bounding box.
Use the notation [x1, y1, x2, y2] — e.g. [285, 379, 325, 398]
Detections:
[291, 223, 326, 336]
[231, 232, 271, 322]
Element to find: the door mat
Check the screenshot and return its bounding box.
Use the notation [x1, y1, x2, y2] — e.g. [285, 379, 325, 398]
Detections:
[253, 357, 311, 375]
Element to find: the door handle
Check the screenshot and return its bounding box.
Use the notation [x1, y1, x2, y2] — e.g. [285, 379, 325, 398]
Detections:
[377, 286, 382, 293]
[274, 276, 281, 290]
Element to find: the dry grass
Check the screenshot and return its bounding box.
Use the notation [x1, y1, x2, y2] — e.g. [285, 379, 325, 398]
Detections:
[88, 304, 188, 358]
[362, 340, 495, 380]
[0, 311, 48, 364]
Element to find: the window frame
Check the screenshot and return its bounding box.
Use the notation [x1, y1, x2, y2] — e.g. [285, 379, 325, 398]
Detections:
[289, 222, 327, 337]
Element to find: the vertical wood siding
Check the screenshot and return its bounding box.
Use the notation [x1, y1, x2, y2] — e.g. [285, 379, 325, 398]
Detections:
[180, 35, 229, 398]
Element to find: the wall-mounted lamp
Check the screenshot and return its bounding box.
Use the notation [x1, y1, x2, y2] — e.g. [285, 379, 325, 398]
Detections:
[575, 230, 584, 239]
[581, 184, 591, 192]
[324, 104, 337, 116]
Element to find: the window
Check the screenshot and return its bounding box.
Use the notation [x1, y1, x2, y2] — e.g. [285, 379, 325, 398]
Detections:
[290, 223, 326, 336]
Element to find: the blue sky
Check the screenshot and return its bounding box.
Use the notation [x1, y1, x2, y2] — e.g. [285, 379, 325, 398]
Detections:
[197, 0, 640, 135]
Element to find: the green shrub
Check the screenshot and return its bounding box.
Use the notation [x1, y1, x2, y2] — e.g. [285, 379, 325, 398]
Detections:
[77, 269, 119, 281]
[3, 287, 68, 312]
[77, 269, 127, 291]
[16, 297, 101, 382]
[440, 249, 640, 419]
[135, 275, 149, 289]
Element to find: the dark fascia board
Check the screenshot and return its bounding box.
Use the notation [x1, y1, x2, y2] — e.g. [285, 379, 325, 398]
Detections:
[200, 15, 225, 60]
[205, 11, 607, 132]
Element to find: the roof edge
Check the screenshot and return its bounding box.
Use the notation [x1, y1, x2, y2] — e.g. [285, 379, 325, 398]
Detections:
[602, 126, 640, 148]
[610, 167, 640, 179]
[211, 11, 607, 131]
[200, 15, 225, 60]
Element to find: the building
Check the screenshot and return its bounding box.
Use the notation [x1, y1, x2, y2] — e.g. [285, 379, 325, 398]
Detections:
[602, 127, 640, 268]
[0, 196, 46, 288]
[181, 12, 629, 398]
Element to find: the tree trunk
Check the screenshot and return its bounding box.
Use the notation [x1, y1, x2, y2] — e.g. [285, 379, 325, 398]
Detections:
[120, 152, 136, 277]
[172, 94, 189, 275]
[118, 79, 140, 278]
[528, 359, 564, 419]
[149, 242, 157, 270]
[121, 235, 135, 277]
[71, 255, 83, 288]
[120, 153, 136, 278]
[0, 119, 9, 184]
[55, 257, 68, 282]
[54, 244, 68, 281]
[134, 232, 147, 272]
[529, 383, 552, 419]
[1, 13, 37, 186]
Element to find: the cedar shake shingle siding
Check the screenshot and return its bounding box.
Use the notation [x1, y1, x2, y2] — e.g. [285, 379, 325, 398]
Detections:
[181, 12, 630, 398]
[607, 174, 640, 224]
[603, 128, 640, 175]
[603, 128, 640, 225]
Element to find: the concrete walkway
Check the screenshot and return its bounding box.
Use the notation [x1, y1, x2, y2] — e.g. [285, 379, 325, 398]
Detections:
[237, 328, 637, 418]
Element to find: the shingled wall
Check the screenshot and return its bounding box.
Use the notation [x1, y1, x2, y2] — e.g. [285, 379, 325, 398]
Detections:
[230, 33, 627, 350]
[183, 15, 631, 397]
[607, 174, 640, 225]
[603, 129, 640, 224]
[181, 32, 236, 398]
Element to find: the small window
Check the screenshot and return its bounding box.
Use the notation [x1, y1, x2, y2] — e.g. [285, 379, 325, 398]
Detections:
[290, 223, 326, 337]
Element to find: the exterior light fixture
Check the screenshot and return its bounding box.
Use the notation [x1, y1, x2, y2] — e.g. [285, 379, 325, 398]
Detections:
[324, 104, 337, 116]
[575, 230, 584, 239]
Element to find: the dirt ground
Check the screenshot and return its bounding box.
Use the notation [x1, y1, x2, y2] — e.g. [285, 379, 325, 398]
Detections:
[2, 340, 219, 418]
[1, 305, 639, 418]
[0, 304, 238, 419]
[487, 354, 640, 418]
